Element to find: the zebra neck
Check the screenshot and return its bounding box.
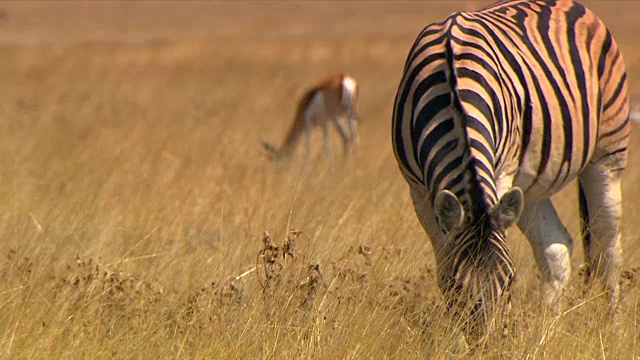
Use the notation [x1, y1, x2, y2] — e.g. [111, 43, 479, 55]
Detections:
[443, 29, 498, 215]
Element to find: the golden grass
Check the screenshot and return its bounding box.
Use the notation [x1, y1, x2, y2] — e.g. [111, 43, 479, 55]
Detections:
[0, 1, 640, 358]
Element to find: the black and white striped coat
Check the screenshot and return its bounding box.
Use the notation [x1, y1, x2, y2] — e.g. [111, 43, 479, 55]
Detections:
[392, 0, 629, 340]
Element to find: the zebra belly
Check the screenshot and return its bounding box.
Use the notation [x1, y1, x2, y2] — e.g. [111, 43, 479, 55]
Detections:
[513, 162, 582, 203]
[511, 111, 598, 203]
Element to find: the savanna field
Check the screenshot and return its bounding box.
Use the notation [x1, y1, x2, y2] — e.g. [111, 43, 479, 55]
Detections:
[2, 1, 640, 358]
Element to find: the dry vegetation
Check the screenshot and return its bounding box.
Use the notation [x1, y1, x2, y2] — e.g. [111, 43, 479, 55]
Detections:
[1, 1, 640, 358]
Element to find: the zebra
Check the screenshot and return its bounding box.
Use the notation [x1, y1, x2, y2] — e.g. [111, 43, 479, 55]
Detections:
[392, 0, 630, 341]
[262, 73, 359, 163]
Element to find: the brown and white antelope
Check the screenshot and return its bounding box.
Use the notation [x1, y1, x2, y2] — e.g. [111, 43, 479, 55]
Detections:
[262, 73, 359, 162]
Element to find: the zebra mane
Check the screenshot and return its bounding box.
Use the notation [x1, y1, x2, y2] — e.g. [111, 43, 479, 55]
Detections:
[443, 29, 490, 220]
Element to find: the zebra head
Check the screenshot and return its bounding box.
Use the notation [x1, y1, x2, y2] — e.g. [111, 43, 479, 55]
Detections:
[433, 187, 524, 342]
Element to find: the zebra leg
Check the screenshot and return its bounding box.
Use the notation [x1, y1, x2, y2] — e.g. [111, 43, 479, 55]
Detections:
[578, 163, 623, 310]
[409, 187, 471, 350]
[409, 187, 449, 279]
[517, 199, 573, 312]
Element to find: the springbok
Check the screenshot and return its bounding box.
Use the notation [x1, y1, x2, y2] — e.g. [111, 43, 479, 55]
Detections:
[262, 73, 359, 162]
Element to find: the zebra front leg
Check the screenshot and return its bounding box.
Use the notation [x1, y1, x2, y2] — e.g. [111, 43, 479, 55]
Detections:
[409, 187, 452, 285]
[409, 187, 472, 351]
[517, 199, 574, 313]
[578, 163, 624, 312]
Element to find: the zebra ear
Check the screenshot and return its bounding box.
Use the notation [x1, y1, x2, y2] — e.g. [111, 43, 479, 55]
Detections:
[434, 190, 464, 233]
[494, 187, 524, 229]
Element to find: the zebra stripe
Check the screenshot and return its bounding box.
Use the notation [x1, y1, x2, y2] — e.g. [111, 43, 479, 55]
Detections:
[392, 0, 629, 341]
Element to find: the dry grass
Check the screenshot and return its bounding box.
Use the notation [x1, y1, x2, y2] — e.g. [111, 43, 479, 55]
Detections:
[0, 1, 640, 358]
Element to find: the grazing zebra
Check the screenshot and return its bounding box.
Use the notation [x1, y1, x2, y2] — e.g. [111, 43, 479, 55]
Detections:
[392, 0, 629, 341]
[262, 73, 359, 162]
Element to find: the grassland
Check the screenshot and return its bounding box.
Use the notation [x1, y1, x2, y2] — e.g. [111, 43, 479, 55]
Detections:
[1, 1, 640, 358]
